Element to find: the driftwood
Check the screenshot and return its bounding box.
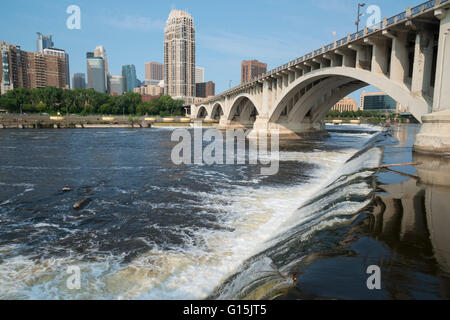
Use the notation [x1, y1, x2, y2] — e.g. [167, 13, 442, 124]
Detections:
[73, 198, 92, 210]
[368, 162, 423, 171]
[385, 167, 420, 181]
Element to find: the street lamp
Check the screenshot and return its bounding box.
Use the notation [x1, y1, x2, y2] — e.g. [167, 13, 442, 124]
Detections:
[355, 3, 366, 33]
[229, 80, 233, 89]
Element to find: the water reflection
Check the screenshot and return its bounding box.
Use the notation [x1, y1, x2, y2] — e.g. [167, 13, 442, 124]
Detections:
[373, 134, 450, 275]
[274, 124, 450, 300]
[414, 153, 450, 274]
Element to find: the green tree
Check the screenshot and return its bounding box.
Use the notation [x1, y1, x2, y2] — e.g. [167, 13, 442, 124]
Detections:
[0, 95, 16, 112]
[37, 102, 47, 113]
[136, 102, 149, 116]
[81, 104, 95, 115]
[7, 87, 30, 113]
[99, 103, 112, 115]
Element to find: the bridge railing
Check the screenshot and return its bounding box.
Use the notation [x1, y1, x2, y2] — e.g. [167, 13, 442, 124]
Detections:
[202, 0, 445, 104]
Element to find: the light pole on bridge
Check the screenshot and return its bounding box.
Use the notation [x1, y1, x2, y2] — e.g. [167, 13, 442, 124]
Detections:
[355, 3, 366, 33]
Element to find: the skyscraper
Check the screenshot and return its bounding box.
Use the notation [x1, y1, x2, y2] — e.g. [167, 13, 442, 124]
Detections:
[72, 73, 86, 89]
[36, 32, 54, 53]
[109, 75, 125, 95]
[94, 46, 108, 75]
[145, 62, 163, 82]
[43, 48, 70, 88]
[164, 9, 196, 102]
[241, 60, 267, 84]
[122, 64, 137, 92]
[195, 67, 204, 84]
[94, 46, 109, 92]
[87, 56, 106, 93]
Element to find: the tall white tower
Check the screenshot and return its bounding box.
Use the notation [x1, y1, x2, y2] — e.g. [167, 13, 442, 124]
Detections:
[164, 9, 196, 102]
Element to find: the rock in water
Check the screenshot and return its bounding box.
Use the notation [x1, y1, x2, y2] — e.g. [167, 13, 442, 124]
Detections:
[62, 186, 72, 193]
[73, 198, 91, 210]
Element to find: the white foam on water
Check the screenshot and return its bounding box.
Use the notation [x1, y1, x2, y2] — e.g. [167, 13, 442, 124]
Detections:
[0, 128, 382, 300]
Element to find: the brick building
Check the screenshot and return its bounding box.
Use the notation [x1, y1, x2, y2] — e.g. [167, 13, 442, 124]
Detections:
[196, 81, 215, 98]
[0, 41, 68, 94]
[241, 60, 267, 84]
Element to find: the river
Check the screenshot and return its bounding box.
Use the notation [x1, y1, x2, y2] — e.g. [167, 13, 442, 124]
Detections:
[0, 124, 448, 299]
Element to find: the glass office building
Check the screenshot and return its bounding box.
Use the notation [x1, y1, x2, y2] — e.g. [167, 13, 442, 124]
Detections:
[122, 64, 137, 93]
[360, 91, 398, 112]
[87, 57, 106, 93]
[36, 33, 54, 53]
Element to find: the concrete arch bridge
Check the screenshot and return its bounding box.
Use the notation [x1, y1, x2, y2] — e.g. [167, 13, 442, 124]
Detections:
[190, 1, 450, 154]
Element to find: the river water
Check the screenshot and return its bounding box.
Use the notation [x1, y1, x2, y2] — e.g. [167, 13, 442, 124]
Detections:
[0, 124, 448, 299]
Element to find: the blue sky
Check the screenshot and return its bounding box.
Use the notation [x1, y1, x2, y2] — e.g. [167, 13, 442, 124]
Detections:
[1, 0, 423, 105]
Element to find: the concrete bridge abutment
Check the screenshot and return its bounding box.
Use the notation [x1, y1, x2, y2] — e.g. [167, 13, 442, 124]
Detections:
[414, 8, 450, 155]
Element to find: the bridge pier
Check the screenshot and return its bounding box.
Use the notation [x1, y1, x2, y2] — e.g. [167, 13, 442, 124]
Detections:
[414, 8, 450, 155]
[217, 118, 253, 131]
[247, 116, 328, 140]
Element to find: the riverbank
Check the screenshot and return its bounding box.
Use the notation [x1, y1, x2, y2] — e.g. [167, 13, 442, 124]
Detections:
[0, 114, 404, 130]
[0, 114, 217, 129]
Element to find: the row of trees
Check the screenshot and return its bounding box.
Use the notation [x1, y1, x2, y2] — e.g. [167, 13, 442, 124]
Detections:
[0, 87, 185, 116]
[326, 110, 395, 118]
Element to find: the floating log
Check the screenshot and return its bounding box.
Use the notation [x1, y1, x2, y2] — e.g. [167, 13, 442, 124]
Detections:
[73, 198, 91, 210]
[368, 162, 423, 171]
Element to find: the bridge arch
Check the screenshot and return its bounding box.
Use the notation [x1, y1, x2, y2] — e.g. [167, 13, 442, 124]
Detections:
[211, 103, 224, 120]
[227, 94, 260, 126]
[269, 67, 430, 124]
[196, 106, 208, 119]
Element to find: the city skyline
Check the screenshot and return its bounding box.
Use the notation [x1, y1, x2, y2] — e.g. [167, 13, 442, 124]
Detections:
[0, 0, 427, 103]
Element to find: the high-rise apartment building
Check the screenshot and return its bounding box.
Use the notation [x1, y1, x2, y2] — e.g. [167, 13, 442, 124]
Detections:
[109, 75, 125, 95]
[0, 42, 25, 94]
[196, 81, 215, 98]
[72, 73, 86, 89]
[87, 56, 106, 93]
[195, 66, 204, 84]
[36, 32, 54, 53]
[145, 62, 163, 82]
[43, 48, 70, 88]
[24, 52, 68, 89]
[164, 9, 196, 102]
[0, 41, 68, 94]
[122, 64, 137, 93]
[241, 60, 267, 84]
